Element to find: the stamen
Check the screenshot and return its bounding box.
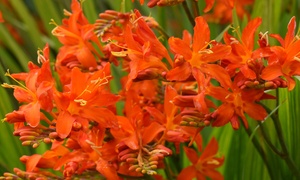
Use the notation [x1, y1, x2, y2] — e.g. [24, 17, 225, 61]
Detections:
[74, 99, 87, 106]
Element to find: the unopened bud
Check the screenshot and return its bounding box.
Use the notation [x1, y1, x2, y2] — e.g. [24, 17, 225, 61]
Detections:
[150, 165, 157, 169]
[126, 157, 138, 164]
[49, 132, 58, 139]
[19, 131, 40, 137]
[32, 143, 39, 148]
[21, 141, 32, 146]
[72, 121, 82, 131]
[43, 138, 51, 144]
[172, 95, 195, 107]
[129, 165, 140, 171]
[149, 161, 158, 166]
[135, 167, 142, 172]
[19, 136, 36, 141]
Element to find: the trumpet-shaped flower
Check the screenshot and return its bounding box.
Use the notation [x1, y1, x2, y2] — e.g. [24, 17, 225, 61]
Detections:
[168, 16, 231, 89]
[177, 138, 224, 180]
[261, 16, 300, 90]
[2, 44, 54, 127]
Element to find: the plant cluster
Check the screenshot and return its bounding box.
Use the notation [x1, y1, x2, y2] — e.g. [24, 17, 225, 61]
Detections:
[0, 0, 300, 179]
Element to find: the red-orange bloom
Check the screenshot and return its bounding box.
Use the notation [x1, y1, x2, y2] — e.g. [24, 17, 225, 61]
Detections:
[168, 16, 231, 89]
[208, 74, 267, 129]
[223, 17, 272, 79]
[112, 10, 172, 90]
[261, 16, 300, 90]
[177, 137, 224, 180]
[52, 0, 102, 71]
[204, 0, 254, 24]
[144, 85, 196, 143]
[2, 44, 54, 127]
[54, 63, 120, 138]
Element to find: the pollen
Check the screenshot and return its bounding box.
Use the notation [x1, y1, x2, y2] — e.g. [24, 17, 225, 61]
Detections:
[206, 159, 220, 165]
[74, 99, 87, 106]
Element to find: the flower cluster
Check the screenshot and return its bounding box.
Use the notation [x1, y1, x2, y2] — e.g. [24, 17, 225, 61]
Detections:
[1, 0, 300, 179]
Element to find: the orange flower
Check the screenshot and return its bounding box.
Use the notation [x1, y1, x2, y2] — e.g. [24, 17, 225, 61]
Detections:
[133, 0, 185, 7]
[177, 138, 224, 180]
[2, 44, 54, 127]
[168, 16, 231, 89]
[223, 17, 272, 79]
[112, 10, 172, 90]
[204, 0, 254, 24]
[54, 63, 120, 138]
[208, 74, 267, 129]
[52, 0, 102, 71]
[144, 85, 196, 143]
[261, 16, 300, 90]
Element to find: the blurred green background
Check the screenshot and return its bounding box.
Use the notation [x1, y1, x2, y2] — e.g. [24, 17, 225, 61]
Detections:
[0, 0, 300, 179]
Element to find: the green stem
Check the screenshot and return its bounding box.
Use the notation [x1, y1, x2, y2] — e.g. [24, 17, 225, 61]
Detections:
[243, 123, 276, 180]
[257, 121, 283, 156]
[182, 1, 195, 27]
[155, 26, 170, 40]
[262, 104, 300, 179]
[192, 0, 200, 17]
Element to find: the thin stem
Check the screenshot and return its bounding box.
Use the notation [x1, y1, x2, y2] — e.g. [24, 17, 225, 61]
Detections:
[182, 1, 195, 27]
[243, 123, 276, 180]
[257, 121, 283, 156]
[192, 0, 200, 17]
[155, 26, 170, 40]
[262, 104, 300, 179]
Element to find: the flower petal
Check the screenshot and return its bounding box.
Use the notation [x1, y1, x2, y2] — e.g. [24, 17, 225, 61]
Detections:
[168, 37, 192, 60]
[285, 16, 296, 48]
[244, 103, 267, 120]
[56, 111, 76, 139]
[177, 165, 197, 180]
[261, 64, 283, 80]
[183, 147, 199, 165]
[24, 102, 41, 127]
[193, 17, 210, 52]
[142, 122, 165, 144]
[241, 17, 262, 51]
[212, 104, 234, 127]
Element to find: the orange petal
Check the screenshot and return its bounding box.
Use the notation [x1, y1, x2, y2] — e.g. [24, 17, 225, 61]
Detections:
[96, 159, 119, 180]
[75, 46, 98, 68]
[203, 0, 215, 13]
[202, 64, 232, 89]
[285, 16, 296, 48]
[144, 106, 165, 124]
[24, 102, 41, 127]
[244, 103, 267, 120]
[240, 65, 256, 80]
[202, 169, 224, 180]
[82, 108, 118, 128]
[142, 122, 165, 144]
[285, 75, 296, 91]
[183, 147, 199, 164]
[212, 104, 234, 127]
[166, 62, 192, 81]
[25, 154, 42, 172]
[177, 165, 197, 180]
[193, 17, 210, 52]
[56, 111, 76, 139]
[164, 85, 178, 118]
[241, 17, 262, 51]
[199, 137, 218, 162]
[168, 37, 192, 60]
[261, 64, 283, 80]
